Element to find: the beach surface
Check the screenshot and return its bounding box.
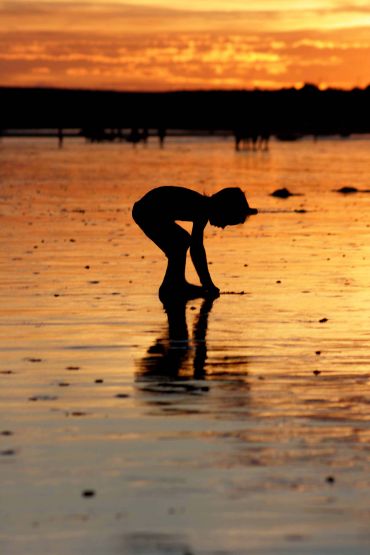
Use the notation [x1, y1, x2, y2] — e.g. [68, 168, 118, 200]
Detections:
[1, 136, 370, 554]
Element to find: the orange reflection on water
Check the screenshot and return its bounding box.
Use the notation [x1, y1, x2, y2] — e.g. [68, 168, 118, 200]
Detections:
[0, 136, 370, 554]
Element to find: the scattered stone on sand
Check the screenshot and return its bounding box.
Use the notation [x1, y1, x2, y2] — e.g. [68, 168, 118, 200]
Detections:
[85, 265, 90, 269]
[58, 382, 70, 387]
[66, 366, 80, 371]
[1, 430, 13, 436]
[336, 186, 370, 194]
[1, 449, 16, 456]
[271, 188, 297, 198]
[82, 489, 96, 498]
[29, 395, 58, 401]
[0, 370, 14, 374]
[319, 318, 328, 323]
[276, 280, 281, 284]
[115, 393, 130, 399]
[95, 379, 104, 384]
[70, 411, 87, 417]
[336, 186, 359, 194]
[315, 351, 321, 355]
[326, 476, 335, 484]
[285, 534, 306, 542]
[294, 209, 307, 213]
[25, 358, 42, 363]
[89, 281, 100, 285]
[313, 370, 321, 376]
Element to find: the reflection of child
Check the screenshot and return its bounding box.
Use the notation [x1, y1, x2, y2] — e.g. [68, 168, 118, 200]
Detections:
[132, 186, 257, 300]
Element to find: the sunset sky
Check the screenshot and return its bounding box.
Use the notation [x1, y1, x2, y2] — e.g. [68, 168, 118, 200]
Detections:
[1, 0, 369, 91]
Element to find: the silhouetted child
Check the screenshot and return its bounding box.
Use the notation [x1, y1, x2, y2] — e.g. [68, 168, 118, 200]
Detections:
[132, 186, 257, 300]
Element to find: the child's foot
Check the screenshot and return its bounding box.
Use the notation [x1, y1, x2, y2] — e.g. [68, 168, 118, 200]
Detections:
[159, 282, 205, 302]
[184, 282, 205, 298]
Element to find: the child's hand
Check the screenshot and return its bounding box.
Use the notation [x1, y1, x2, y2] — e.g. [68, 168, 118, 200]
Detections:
[204, 284, 220, 298]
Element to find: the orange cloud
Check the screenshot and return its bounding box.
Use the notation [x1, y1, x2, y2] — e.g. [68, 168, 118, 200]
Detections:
[0, 1, 369, 90]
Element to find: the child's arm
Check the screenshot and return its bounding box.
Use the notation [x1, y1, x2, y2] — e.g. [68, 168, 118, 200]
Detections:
[190, 219, 220, 296]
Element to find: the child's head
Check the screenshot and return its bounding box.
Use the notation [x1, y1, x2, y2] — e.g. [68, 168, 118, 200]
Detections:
[209, 187, 258, 228]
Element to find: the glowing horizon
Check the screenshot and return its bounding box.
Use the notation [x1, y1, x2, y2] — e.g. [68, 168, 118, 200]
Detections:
[1, 1, 369, 91]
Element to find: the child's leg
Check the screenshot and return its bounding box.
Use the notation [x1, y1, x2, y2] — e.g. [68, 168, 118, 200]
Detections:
[133, 204, 190, 287]
[161, 224, 189, 289]
[156, 225, 205, 298]
[133, 203, 205, 299]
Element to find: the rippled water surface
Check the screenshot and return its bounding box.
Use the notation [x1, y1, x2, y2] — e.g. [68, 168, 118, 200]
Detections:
[1, 136, 370, 554]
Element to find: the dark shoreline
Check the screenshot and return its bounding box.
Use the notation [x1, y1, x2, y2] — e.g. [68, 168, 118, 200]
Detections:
[1, 84, 370, 137]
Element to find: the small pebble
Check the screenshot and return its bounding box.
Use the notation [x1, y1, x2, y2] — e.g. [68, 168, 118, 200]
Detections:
[285, 534, 305, 542]
[95, 379, 104, 384]
[315, 351, 321, 355]
[29, 395, 57, 401]
[326, 476, 335, 484]
[66, 366, 80, 371]
[115, 393, 130, 399]
[271, 187, 295, 198]
[319, 318, 328, 323]
[313, 370, 321, 376]
[336, 186, 358, 194]
[1, 449, 16, 456]
[82, 489, 96, 498]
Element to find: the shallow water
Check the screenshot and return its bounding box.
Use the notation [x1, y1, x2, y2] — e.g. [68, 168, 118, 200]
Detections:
[1, 136, 370, 554]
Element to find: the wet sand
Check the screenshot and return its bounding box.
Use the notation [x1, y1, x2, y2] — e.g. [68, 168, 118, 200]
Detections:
[1, 137, 370, 554]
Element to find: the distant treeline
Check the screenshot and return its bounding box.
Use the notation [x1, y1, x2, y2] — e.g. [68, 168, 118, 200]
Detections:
[1, 85, 370, 136]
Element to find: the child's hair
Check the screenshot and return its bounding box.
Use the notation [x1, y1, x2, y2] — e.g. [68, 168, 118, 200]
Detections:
[210, 187, 256, 225]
